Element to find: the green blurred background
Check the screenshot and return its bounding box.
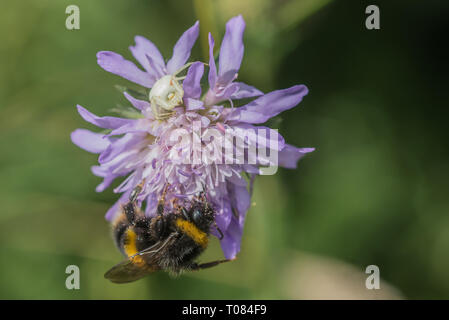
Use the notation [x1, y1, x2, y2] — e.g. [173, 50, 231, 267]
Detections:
[1, 0, 448, 299]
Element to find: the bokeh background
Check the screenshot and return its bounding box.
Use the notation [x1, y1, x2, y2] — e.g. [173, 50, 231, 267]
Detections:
[1, 0, 448, 299]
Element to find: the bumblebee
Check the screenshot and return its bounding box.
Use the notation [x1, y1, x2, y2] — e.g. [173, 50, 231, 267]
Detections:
[104, 184, 232, 283]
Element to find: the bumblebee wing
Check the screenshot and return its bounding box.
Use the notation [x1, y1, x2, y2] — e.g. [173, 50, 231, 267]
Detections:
[104, 259, 158, 284]
[137, 232, 178, 256]
[104, 232, 178, 284]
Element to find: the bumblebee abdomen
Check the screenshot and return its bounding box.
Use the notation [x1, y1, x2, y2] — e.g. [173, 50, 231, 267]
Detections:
[112, 213, 154, 264]
[159, 233, 205, 274]
[122, 228, 145, 265]
[112, 213, 129, 254]
[174, 218, 209, 248]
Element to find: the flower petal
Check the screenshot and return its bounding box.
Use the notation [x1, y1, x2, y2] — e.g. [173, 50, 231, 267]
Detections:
[97, 51, 155, 88]
[218, 15, 245, 83]
[183, 61, 204, 99]
[230, 82, 263, 100]
[146, 54, 166, 79]
[96, 176, 116, 192]
[207, 33, 217, 89]
[185, 98, 204, 111]
[216, 82, 239, 101]
[91, 166, 119, 192]
[145, 192, 158, 217]
[219, 215, 242, 259]
[99, 133, 145, 164]
[105, 190, 131, 221]
[77, 105, 131, 129]
[221, 212, 247, 259]
[129, 35, 165, 79]
[218, 180, 250, 259]
[71, 129, 110, 153]
[231, 124, 285, 151]
[166, 21, 200, 74]
[227, 85, 309, 124]
[123, 92, 151, 111]
[107, 118, 153, 136]
[279, 144, 315, 169]
[214, 196, 233, 234]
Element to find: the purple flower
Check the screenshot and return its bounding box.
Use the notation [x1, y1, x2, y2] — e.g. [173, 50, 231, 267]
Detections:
[71, 16, 314, 259]
[204, 16, 263, 106]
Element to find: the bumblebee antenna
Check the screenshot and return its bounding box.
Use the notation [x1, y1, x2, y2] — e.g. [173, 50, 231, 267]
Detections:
[123, 180, 146, 224]
[199, 182, 220, 238]
[157, 183, 170, 216]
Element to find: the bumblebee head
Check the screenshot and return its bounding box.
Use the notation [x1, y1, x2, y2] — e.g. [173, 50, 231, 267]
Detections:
[178, 191, 223, 239]
[187, 200, 215, 233]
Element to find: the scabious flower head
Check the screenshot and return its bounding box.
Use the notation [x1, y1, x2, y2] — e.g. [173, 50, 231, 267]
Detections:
[71, 15, 314, 259]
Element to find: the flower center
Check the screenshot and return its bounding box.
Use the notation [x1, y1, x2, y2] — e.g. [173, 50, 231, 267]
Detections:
[149, 75, 184, 120]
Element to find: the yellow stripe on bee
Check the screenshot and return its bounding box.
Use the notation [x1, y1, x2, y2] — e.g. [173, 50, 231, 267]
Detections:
[124, 228, 145, 265]
[175, 218, 208, 248]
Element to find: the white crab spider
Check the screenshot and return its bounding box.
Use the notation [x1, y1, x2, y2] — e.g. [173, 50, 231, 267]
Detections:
[149, 63, 193, 121]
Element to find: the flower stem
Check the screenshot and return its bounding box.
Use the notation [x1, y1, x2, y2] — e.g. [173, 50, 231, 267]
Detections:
[193, 0, 218, 61]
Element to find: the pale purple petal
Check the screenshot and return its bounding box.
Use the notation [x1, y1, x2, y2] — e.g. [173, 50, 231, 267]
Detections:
[145, 192, 158, 217]
[99, 133, 145, 164]
[107, 118, 153, 136]
[232, 124, 285, 151]
[218, 15, 245, 83]
[114, 169, 144, 194]
[146, 54, 166, 79]
[166, 21, 200, 74]
[129, 35, 165, 78]
[229, 177, 251, 215]
[207, 33, 217, 89]
[124, 92, 151, 111]
[230, 82, 263, 100]
[185, 98, 204, 111]
[218, 180, 250, 259]
[71, 129, 110, 153]
[243, 165, 260, 174]
[227, 85, 309, 124]
[220, 209, 247, 259]
[216, 82, 239, 101]
[201, 116, 211, 127]
[183, 61, 204, 99]
[91, 166, 121, 193]
[95, 177, 116, 192]
[279, 144, 315, 169]
[105, 190, 131, 221]
[91, 165, 107, 178]
[97, 51, 155, 88]
[226, 173, 247, 187]
[214, 197, 233, 234]
[77, 105, 132, 129]
[219, 215, 242, 259]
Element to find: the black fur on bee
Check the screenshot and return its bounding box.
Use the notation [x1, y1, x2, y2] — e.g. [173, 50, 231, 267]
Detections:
[105, 185, 232, 283]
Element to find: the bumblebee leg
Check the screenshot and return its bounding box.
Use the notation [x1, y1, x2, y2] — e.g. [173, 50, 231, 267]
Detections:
[123, 181, 145, 224]
[191, 258, 234, 270]
[181, 207, 190, 221]
[129, 181, 145, 203]
[172, 198, 183, 215]
[157, 184, 170, 216]
[123, 202, 136, 224]
[155, 216, 166, 238]
[150, 214, 170, 240]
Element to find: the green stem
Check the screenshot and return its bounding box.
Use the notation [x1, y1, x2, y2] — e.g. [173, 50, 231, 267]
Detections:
[193, 0, 218, 61]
